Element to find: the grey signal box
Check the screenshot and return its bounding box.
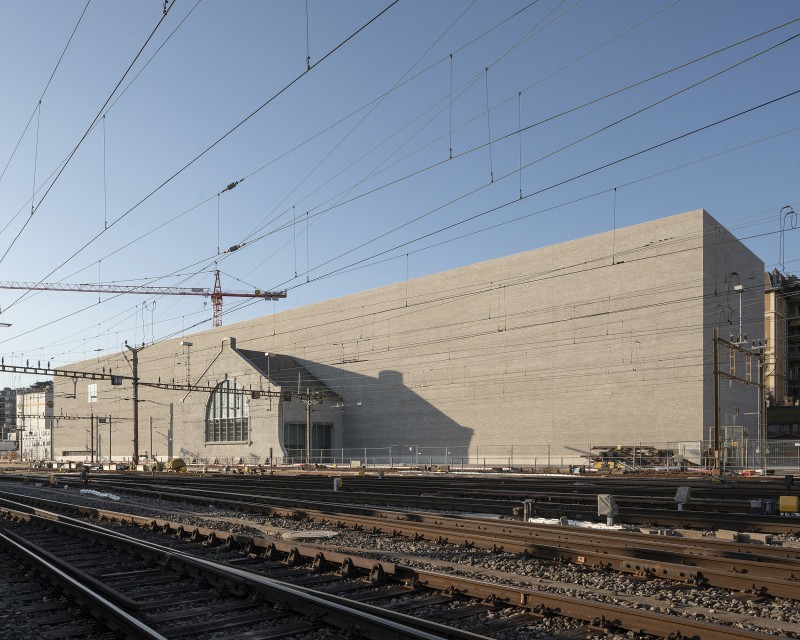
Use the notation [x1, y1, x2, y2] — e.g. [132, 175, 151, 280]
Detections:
[597, 494, 618, 516]
[674, 486, 691, 511]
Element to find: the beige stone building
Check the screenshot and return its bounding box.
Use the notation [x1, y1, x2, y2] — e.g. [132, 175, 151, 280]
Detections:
[16, 382, 53, 461]
[51, 209, 764, 466]
[764, 270, 800, 406]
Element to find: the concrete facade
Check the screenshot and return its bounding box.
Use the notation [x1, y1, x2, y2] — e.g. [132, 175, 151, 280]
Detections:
[53, 210, 764, 465]
[764, 270, 800, 405]
[0, 387, 16, 443]
[16, 382, 53, 461]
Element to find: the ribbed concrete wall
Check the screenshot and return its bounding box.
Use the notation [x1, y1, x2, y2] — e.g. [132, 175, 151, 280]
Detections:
[53, 209, 764, 465]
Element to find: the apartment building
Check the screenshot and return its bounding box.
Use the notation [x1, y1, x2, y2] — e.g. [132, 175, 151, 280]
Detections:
[765, 270, 800, 406]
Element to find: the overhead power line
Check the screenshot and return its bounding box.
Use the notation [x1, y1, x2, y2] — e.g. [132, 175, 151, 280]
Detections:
[0, 0, 177, 266]
[0, 0, 401, 318]
[0, 0, 92, 187]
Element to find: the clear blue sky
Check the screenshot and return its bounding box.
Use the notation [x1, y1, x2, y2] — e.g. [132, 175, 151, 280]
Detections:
[0, 0, 798, 388]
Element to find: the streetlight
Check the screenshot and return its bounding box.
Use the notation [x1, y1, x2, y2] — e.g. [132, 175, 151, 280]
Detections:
[180, 341, 193, 385]
[728, 273, 745, 344]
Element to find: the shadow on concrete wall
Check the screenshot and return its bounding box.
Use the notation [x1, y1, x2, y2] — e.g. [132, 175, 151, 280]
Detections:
[299, 361, 474, 456]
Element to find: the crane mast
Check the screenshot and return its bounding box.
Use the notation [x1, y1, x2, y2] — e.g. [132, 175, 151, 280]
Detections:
[0, 270, 286, 327]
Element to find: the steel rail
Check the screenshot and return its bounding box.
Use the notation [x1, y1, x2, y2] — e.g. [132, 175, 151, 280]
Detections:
[407, 569, 776, 640]
[80, 474, 800, 534]
[0, 529, 167, 639]
[0, 496, 780, 640]
[77, 472, 800, 536]
[10, 482, 797, 571]
[2, 487, 800, 600]
[0, 502, 488, 640]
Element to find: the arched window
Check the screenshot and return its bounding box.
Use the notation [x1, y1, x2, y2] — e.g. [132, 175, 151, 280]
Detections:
[205, 380, 249, 443]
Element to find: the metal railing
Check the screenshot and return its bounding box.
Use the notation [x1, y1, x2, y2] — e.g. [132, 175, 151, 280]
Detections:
[176, 440, 800, 474]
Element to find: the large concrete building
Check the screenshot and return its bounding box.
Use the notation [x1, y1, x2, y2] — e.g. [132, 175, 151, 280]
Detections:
[52, 210, 764, 466]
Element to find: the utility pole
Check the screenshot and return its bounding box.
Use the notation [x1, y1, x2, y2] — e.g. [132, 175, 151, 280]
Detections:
[713, 327, 766, 476]
[758, 353, 766, 473]
[90, 411, 94, 465]
[302, 390, 322, 466]
[168, 403, 173, 459]
[125, 343, 144, 467]
[305, 394, 312, 465]
[713, 327, 720, 474]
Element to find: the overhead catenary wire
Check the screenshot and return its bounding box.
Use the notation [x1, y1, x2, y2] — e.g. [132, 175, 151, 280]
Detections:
[0, 0, 204, 246]
[484, 67, 493, 183]
[4, 0, 487, 334]
[234, 23, 800, 274]
[13, 117, 798, 364]
[0, 0, 178, 267]
[3, 7, 796, 368]
[30, 102, 42, 217]
[0, 0, 92, 187]
[264, 87, 800, 291]
[233, 0, 479, 255]
[7, 80, 800, 368]
[0, 0, 401, 318]
[29, 2, 784, 313]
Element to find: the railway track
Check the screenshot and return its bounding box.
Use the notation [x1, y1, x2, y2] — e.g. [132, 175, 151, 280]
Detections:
[0, 502, 494, 639]
[0, 491, 788, 640]
[42, 472, 800, 534]
[0, 540, 127, 639]
[3, 482, 800, 601]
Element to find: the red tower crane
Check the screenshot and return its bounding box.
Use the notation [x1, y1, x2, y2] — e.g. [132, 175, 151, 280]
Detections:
[0, 270, 286, 327]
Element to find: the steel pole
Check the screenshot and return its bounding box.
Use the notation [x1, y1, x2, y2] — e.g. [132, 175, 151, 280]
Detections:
[713, 326, 721, 474]
[305, 396, 311, 465]
[125, 344, 141, 466]
[168, 403, 173, 459]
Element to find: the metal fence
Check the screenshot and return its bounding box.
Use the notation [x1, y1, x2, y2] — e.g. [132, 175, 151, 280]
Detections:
[183, 440, 800, 473]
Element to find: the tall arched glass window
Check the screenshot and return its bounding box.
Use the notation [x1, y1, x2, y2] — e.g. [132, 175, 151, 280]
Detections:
[205, 380, 249, 442]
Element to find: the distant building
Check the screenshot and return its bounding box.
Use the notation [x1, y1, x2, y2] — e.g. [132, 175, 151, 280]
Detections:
[765, 270, 800, 406]
[16, 382, 54, 461]
[0, 387, 16, 441]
